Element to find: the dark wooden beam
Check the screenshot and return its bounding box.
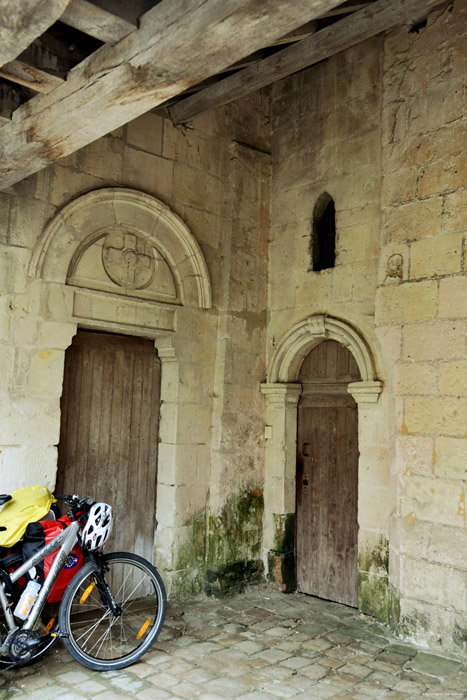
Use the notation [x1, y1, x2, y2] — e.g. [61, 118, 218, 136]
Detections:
[0, 0, 347, 189]
[60, 0, 137, 44]
[0, 0, 71, 67]
[169, 0, 447, 125]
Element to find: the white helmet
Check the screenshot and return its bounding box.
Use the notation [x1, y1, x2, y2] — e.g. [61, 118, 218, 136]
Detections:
[81, 503, 112, 551]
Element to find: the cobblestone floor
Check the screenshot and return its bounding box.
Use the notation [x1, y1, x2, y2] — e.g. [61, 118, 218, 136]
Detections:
[1, 586, 466, 700]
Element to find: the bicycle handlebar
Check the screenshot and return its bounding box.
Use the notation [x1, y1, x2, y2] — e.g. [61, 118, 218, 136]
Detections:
[55, 494, 94, 514]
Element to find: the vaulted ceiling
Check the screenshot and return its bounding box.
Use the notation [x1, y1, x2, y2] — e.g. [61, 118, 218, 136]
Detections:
[0, 0, 445, 189]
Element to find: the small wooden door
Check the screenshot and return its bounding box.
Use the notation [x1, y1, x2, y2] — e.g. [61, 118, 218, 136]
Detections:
[296, 340, 360, 607]
[56, 330, 161, 561]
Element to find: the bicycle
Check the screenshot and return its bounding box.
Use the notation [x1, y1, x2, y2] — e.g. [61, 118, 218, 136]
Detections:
[0, 492, 166, 671]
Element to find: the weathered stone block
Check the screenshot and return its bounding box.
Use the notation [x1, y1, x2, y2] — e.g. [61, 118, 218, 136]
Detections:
[438, 360, 467, 395]
[438, 276, 467, 318]
[75, 135, 124, 181]
[382, 198, 443, 242]
[376, 281, 438, 324]
[403, 320, 465, 361]
[27, 349, 65, 398]
[443, 188, 467, 233]
[401, 557, 467, 613]
[404, 396, 467, 436]
[433, 436, 467, 481]
[418, 152, 467, 198]
[395, 435, 434, 478]
[395, 362, 437, 396]
[399, 474, 466, 528]
[0, 445, 58, 493]
[126, 112, 163, 155]
[122, 147, 173, 202]
[410, 233, 462, 279]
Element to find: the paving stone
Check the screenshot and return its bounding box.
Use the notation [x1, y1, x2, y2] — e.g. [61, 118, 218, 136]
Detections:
[203, 677, 252, 697]
[234, 640, 265, 654]
[262, 681, 299, 698]
[137, 687, 171, 699]
[338, 662, 373, 678]
[76, 680, 107, 694]
[256, 665, 293, 682]
[384, 643, 418, 658]
[170, 680, 203, 697]
[279, 655, 311, 670]
[375, 651, 411, 666]
[1, 587, 465, 700]
[257, 648, 291, 664]
[405, 651, 464, 679]
[300, 663, 330, 680]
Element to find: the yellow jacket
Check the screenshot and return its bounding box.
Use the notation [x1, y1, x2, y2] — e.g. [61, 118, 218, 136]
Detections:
[0, 485, 56, 547]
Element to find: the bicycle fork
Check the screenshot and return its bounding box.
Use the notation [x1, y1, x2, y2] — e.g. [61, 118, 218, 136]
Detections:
[86, 554, 122, 618]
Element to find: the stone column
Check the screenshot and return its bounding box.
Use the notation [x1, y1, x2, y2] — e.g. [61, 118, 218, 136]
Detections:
[348, 381, 390, 621]
[261, 382, 301, 591]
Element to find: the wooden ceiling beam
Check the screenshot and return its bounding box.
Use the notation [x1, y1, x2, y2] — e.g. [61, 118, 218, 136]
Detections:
[60, 0, 137, 44]
[0, 0, 71, 67]
[0, 0, 347, 189]
[0, 60, 65, 94]
[168, 0, 447, 126]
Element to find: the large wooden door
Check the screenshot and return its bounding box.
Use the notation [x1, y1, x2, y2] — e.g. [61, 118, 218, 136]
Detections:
[296, 340, 360, 607]
[56, 330, 161, 561]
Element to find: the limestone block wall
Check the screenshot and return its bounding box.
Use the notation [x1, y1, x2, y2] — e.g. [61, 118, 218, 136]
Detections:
[267, 36, 391, 613]
[376, 0, 467, 653]
[0, 91, 270, 597]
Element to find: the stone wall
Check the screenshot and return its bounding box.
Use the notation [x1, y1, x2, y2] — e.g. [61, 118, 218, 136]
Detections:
[0, 91, 270, 597]
[267, 0, 466, 655]
[376, 0, 467, 653]
[267, 35, 391, 617]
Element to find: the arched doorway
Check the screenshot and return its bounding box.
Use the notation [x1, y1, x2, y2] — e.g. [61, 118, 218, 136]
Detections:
[262, 314, 385, 612]
[296, 339, 361, 606]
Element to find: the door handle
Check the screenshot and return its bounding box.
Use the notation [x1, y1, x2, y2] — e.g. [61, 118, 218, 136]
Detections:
[302, 442, 311, 457]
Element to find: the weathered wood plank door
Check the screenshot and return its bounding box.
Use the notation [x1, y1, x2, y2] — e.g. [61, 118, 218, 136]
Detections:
[56, 330, 161, 561]
[296, 340, 360, 607]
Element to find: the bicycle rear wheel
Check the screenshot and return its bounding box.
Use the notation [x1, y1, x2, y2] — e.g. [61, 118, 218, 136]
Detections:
[59, 551, 166, 671]
[0, 554, 58, 668]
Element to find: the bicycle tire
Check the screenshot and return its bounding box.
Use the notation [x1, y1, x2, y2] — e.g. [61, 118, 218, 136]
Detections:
[59, 551, 166, 671]
[0, 554, 59, 668]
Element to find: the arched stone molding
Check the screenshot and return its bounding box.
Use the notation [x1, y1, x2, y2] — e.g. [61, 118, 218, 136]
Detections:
[268, 314, 381, 397]
[28, 187, 212, 310]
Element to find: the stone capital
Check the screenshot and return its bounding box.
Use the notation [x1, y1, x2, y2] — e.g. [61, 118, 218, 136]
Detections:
[348, 380, 383, 404]
[261, 383, 302, 406]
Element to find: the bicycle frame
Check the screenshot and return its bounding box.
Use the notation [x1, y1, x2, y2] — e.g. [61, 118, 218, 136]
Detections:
[0, 519, 80, 642]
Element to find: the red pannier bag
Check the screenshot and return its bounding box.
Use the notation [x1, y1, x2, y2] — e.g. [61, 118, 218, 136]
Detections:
[22, 515, 85, 602]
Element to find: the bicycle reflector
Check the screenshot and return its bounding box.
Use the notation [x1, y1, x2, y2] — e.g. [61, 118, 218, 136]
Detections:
[137, 618, 152, 640]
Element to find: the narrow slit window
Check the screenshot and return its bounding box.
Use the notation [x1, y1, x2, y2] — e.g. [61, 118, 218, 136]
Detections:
[311, 194, 336, 271]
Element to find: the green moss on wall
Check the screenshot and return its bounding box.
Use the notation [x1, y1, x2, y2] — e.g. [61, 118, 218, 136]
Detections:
[272, 512, 295, 553]
[358, 536, 390, 622]
[358, 571, 389, 622]
[388, 583, 401, 631]
[359, 535, 389, 576]
[205, 490, 264, 596]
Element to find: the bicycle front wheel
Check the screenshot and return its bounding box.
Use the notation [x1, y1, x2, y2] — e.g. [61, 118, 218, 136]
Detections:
[59, 551, 166, 671]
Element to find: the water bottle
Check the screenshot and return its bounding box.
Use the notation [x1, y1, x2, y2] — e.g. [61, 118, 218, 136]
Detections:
[14, 580, 41, 620]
